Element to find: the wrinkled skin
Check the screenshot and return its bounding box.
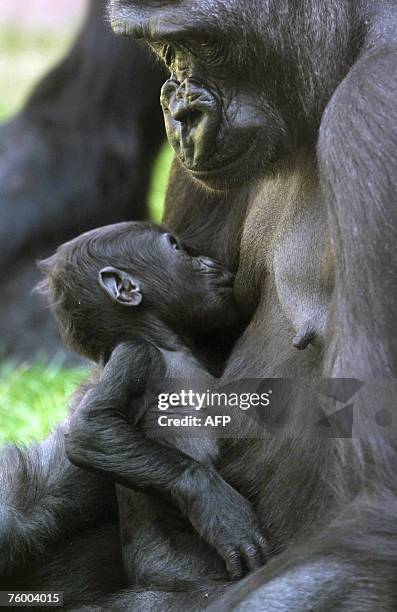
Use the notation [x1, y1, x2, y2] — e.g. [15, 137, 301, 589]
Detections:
[160, 74, 270, 186]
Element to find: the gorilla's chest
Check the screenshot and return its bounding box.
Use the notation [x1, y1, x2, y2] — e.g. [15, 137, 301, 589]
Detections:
[232, 152, 334, 376]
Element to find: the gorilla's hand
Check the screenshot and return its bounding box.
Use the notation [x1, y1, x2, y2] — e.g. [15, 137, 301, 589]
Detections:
[172, 465, 269, 579]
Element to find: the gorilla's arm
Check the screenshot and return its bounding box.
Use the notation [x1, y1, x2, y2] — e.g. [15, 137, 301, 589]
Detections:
[213, 16, 397, 611]
[210, 11, 397, 610]
[65, 341, 268, 578]
[319, 11, 397, 378]
[64, 342, 196, 492]
[0, 424, 117, 579]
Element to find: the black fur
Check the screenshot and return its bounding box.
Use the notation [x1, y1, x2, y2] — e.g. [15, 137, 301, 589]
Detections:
[39, 221, 267, 583]
[112, 0, 397, 610]
[1, 0, 396, 609]
[0, 222, 267, 606]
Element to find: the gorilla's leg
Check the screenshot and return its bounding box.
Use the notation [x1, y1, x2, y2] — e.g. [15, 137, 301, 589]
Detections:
[0, 429, 230, 610]
[5, 524, 126, 610]
[0, 423, 118, 584]
[0, 0, 164, 360]
[3, 524, 125, 609]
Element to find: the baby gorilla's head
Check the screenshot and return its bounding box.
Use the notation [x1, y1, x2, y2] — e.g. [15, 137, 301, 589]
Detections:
[38, 222, 237, 360]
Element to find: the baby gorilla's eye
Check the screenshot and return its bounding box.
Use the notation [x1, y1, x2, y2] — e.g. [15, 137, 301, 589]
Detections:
[164, 233, 181, 251]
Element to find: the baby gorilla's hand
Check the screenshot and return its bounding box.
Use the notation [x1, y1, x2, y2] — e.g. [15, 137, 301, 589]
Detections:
[171, 465, 269, 579]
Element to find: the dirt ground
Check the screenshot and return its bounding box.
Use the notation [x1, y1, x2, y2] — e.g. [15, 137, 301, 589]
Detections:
[0, 0, 86, 28]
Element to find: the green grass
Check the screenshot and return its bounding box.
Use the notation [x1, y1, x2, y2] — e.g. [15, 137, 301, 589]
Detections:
[0, 26, 174, 444]
[149, 142, 173, 222]
[0, 361, 88, 445]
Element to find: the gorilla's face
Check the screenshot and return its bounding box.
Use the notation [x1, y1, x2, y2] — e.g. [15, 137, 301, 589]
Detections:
[158, 49, 283, 189]
[158, 56, 273, 187]
[109, 0, 295, 190]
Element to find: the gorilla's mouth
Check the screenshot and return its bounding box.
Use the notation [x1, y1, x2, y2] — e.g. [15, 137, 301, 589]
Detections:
[192, 255, 234, 287]
[181, 140, 244, 172]
[211, 271, 235, 288]
[185, 137, 258, 186]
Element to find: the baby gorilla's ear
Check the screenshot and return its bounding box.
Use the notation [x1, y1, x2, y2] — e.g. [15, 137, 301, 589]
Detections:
[99, 267, 142, 307]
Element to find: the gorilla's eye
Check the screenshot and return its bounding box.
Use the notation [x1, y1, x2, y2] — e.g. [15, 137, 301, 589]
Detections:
[185, 37, 225, 67]
[164, 233, 181, 251]
[198, 38, 211, 48]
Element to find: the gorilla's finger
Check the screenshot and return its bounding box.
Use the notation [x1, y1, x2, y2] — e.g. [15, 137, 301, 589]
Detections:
[223, 549, 244, 580]
[240, 542, 262, 572]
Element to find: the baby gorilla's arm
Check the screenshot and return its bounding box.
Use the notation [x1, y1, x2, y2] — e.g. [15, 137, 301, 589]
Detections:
[66, 342, 268, 578]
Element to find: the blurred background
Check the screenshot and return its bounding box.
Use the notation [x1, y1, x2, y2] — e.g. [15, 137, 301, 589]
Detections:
[0, 0, 173, 445]
[0, 0, 85, 122]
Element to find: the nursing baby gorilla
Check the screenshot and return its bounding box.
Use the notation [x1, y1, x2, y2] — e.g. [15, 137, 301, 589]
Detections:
[39, 221, 268, 587]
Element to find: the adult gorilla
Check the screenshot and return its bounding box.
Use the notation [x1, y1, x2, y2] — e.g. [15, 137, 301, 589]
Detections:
[1, 1, 397, 610]
[0, 0, 164, 360]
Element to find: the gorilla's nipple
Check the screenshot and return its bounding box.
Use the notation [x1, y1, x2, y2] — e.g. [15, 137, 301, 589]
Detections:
[292, 320, 317, 351]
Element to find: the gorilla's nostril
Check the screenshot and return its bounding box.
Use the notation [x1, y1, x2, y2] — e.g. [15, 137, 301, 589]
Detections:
[172, 107, 189, 124]
[172, 104, 202, 127]
[186, 111, 202, 129]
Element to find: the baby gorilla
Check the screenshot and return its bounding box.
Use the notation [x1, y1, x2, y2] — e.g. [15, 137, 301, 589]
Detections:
[39, 221, 268, 586]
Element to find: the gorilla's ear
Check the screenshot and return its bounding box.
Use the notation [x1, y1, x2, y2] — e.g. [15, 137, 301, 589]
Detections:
[99, 267, 142, 307]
